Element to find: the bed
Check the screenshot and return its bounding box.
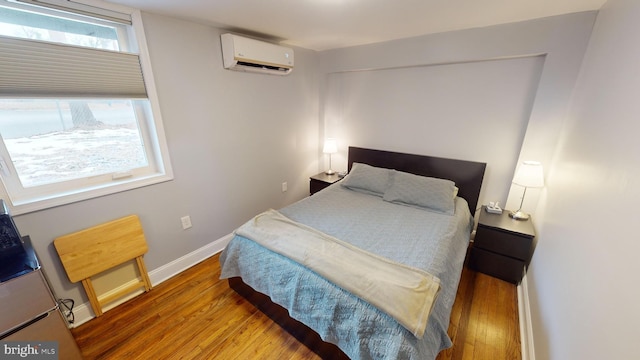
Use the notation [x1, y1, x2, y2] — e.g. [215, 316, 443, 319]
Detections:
[220, 146, 486, 359]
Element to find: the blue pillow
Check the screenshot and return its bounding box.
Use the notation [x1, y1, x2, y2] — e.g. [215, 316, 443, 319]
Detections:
[341, 163, 392, 197]
[383, 171, 456, 215]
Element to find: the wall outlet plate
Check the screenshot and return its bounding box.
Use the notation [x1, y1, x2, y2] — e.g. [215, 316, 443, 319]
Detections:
[181, 215, 192, 229]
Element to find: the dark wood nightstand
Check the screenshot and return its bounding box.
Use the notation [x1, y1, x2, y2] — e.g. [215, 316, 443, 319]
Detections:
[309, 172, 342, 195]
[468, 206, 536, 284]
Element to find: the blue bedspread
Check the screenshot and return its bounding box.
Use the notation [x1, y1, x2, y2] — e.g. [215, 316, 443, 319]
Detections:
[220, 184, 473, 360]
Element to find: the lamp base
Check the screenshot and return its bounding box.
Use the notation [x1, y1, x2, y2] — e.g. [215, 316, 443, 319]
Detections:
[325, 169, 335, 175]
[509, 210, 530, 221]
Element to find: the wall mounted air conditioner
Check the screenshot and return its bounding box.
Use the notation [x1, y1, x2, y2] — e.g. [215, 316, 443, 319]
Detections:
[221, 33, 294, 76]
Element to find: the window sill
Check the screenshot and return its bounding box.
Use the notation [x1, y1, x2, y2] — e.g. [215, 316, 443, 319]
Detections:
[6, 172, 174, 215]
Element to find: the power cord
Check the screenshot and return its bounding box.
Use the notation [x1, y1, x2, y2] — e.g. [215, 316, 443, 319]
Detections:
[58, 298, 75, 325]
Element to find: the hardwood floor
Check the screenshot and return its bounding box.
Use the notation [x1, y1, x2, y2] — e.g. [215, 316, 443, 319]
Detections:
[440, 263, 521, 360]
[71, 252, 521, 359]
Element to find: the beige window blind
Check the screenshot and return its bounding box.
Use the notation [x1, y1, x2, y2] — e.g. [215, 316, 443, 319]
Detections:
[0, 35, 147, 99]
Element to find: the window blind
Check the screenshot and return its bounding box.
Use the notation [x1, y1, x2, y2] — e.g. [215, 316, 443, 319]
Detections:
[0, 35, 147, 99]
[11, 0, 132, 25]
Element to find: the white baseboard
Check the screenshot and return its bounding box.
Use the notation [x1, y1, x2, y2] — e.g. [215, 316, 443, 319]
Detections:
[70, 233, 233, 327]
[149, 233, 233, 286]
[518, 273, 536, 360]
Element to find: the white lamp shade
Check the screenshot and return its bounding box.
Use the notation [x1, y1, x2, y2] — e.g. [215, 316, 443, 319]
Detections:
[323, 138, 338, 154]
[512, 161, 544, 188]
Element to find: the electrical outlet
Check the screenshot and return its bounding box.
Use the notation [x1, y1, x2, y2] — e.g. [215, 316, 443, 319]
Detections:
[282, 182, 288, 192]
[181, 215, 192, 229]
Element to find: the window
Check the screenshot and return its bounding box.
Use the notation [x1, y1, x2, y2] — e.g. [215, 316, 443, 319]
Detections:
[0, 0, 172, 214]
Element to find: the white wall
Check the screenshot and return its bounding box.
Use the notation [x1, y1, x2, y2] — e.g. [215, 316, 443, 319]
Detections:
[320, 12, 596, 212]
[13, 12, 320, 304]
[323, 56, 544, 209]
[530, 0, 640, 358]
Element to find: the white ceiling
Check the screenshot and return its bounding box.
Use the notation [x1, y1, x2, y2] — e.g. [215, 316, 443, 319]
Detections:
[107, 0, 607, 51]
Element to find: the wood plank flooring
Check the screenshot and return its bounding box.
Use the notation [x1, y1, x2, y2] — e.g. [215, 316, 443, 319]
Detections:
[71, 252, 521, 360]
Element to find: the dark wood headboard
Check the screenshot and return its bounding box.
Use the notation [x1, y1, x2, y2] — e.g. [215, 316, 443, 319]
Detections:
[348, 147, 486, 213]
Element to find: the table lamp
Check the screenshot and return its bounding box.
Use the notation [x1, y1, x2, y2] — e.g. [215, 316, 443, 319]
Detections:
[509, 161, 544, 220]
[323, 138, 337, 175]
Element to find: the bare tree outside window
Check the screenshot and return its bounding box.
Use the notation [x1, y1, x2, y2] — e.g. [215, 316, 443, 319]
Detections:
[69, 101, 102, 128]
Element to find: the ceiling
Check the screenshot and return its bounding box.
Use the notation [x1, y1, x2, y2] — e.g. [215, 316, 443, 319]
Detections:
[106, 0, 607, 51]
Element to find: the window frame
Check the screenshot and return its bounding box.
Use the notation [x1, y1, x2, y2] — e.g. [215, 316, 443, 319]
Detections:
[0, 1, 173, 215]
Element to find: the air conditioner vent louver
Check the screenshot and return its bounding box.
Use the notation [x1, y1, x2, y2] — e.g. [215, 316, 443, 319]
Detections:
[236, 61, 289, 72]
[221, 34, 294, 76]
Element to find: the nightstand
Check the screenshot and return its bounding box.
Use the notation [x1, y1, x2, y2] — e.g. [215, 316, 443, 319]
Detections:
[309, 172, 342, 195]
[468, 206, 536, 284]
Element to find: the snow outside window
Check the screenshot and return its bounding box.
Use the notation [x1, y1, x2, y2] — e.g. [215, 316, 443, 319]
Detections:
[0, 1, 173, 214]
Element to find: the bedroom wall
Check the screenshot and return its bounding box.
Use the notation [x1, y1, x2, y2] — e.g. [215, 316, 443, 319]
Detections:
[322, 56, 544, 212]
[12, 12, 320, 306]
[529, 0, 640, 358]
[319, 12, 596, 214]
